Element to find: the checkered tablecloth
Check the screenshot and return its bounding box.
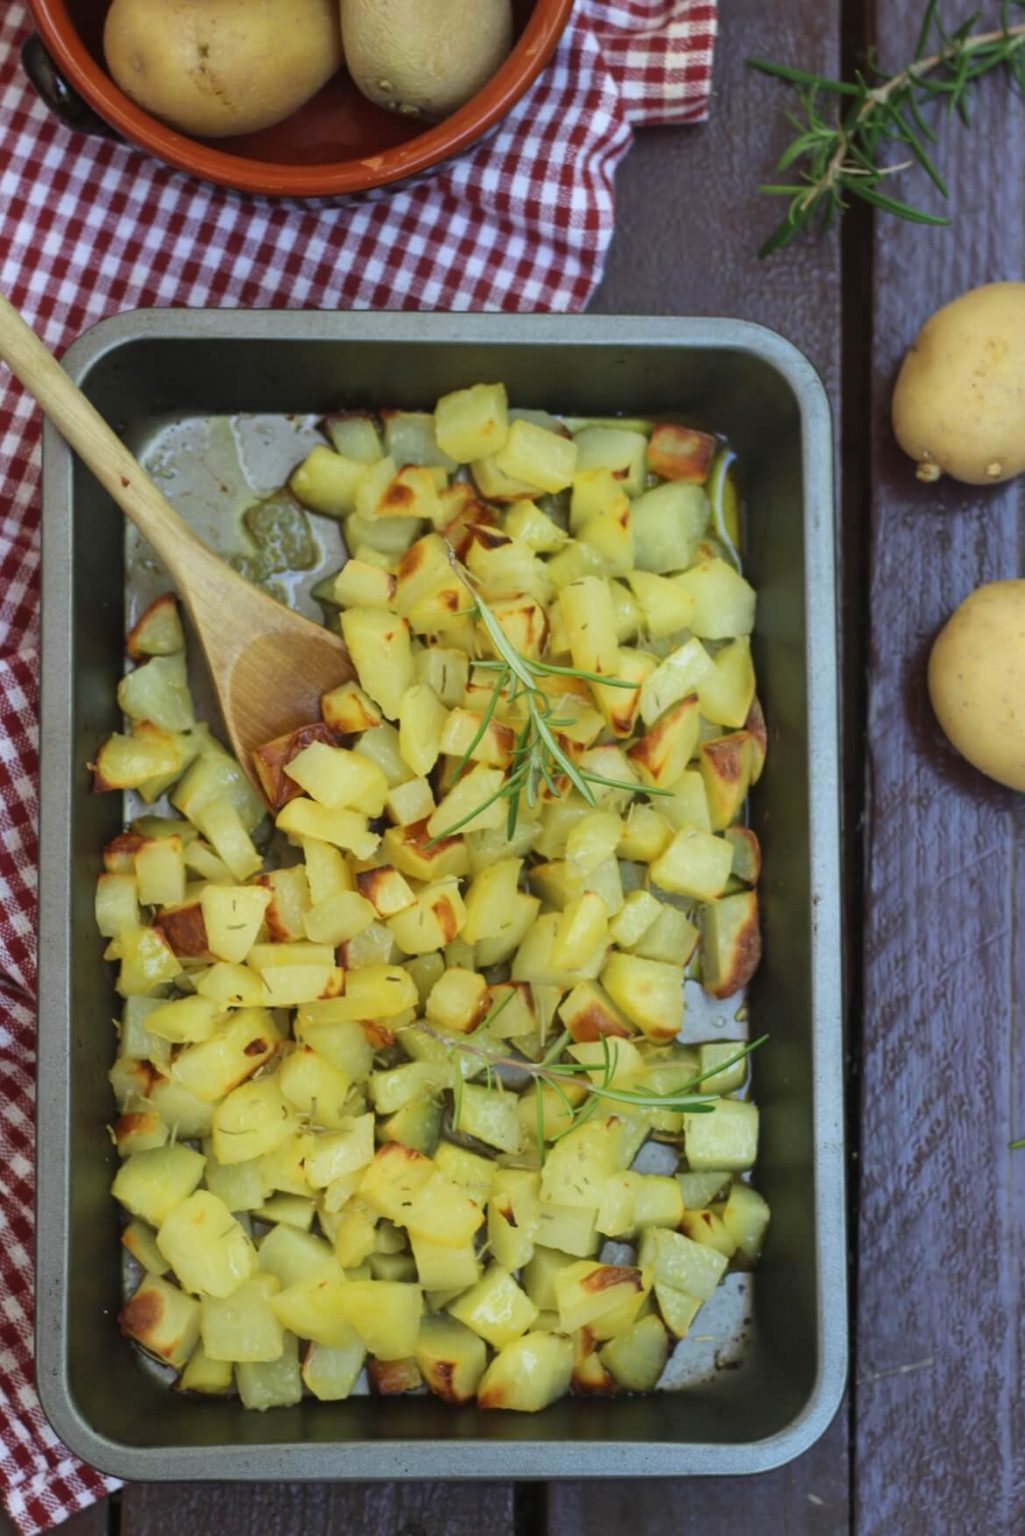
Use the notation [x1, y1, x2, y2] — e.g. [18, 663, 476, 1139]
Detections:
[0, 2, 717, 1529]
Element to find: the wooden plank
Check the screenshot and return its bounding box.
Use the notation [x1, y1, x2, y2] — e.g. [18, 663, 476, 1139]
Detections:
[120, 1482, 515, 1536]
[547, 1415, 849, 1536]
[859, 1, 1025, 1531]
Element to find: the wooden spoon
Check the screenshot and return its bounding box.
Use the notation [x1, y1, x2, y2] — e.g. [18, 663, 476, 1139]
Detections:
[0, 294, 353, 787]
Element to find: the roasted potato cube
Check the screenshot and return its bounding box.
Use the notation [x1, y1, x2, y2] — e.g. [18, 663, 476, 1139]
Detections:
[340, 608, 414, 719]
[599, 1313, 669, 1391]
[211, 1077, 298, 1165]
[477, 1330, 573, 1411]
[302, 1335, 366, 1401]
[112, 1143, 205, 1228]
[646, 423, 717, 483]
[698, 636, 756, 729]
[435, 382, 509, 462]
[398, 684, 449, 776]
[721, 1181, 771, 1261]
[650, 827, 732, 901]
[638, 1226, 728, 1299]
[674, 558, 756, 640]
[332, 558, 396, 611]
[118, 652, 195, 733]
[236, 1334, 303, 1410]
[338, 1281, 423, 1360]
[415, 1314, 487, 1403]
[448, 1263, 538, 1349]
[387, 878, 466, 955]
[157, 1190, 257, 1298]
[120, 1274, 200, 1369]
[126, 592, 185, 659]
[252, 722, 339, 810]
[291, 444, 366, 515]
[322, 680, 383, 735]
[683, 1098, 759, 1172]
[201, 1273, 283, 1362]
[601, 952, 683, 1043]
[701, 890, 761, 999]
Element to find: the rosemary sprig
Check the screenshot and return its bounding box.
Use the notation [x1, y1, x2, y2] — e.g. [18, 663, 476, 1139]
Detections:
[415, 1018, 768, 1137]
[424, 556, 672, 845]
[751, 2, 1025, 256]
[1010, 1136, 1025, 1149]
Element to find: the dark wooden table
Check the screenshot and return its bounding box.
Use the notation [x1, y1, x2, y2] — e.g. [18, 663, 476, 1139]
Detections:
[26, 0, 1025, 1532]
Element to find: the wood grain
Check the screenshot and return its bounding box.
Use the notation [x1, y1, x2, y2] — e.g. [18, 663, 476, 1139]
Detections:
[857, 2, 1025, 1532]
[119, 1482, 516, 1536]
[547, 1425, 850, 1536]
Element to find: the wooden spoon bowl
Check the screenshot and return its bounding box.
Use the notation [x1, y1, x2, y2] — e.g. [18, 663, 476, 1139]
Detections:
[0, 292, 353, 786]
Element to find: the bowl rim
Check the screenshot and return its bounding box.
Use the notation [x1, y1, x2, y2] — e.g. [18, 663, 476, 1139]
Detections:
[27, 0, 575, 196]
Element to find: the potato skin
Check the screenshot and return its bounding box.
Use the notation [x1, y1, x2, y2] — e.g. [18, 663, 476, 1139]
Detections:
[928, 579, 1025, 790]
[892, 282, 1025, 485]
[103, 0, 343, 139]
[341, 0, 513, 121]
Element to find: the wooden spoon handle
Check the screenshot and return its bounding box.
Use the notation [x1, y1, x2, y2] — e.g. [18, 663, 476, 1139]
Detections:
[0, 292, 206, 579]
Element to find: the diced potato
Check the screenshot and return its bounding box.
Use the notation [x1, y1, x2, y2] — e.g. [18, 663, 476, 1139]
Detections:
[683, 1098, 759, 1172]
[647, 424, 717, 483]
[236, 1333, 303, 1410]
[558, 576, 619, 680]
[157, 1190, 257, 1298]
[173, 739, 266, 833]
[276, 799, 380, 859]
[284, 742, 388, 817]
[721, 1181, 771, 1261]
[303, 889, 376, 946]
[114, 1108, 168, 1157]
[116, 925, 183, 997]
[291, 444, 366, 515]
[678, 1170, 731, 1209]
[601, 952, 683, 1042]
[302, 1332, 367, 1400]
[382, 820, 468, 883]
[333, 559, 396, 611]
[127, 592, 185, 660]
[638, 1226, 728, 1299]
[631, 482, 709, 573]
[698, 636, 756, 729]
[95, 872, 141, 939]
[212, 1077, 298, 1165]
[550, 892, 610, 970]
[270, 1275, 353, 1346]
[618, 804, 673, 863]
[134, 836, 186, 908]
[195, 962, 266, 1008]
[201, 1274, 283, 1362]
[448, 1263, 538, 1349]
[573, 426, 647, 495]
[427, 764, 507, 839]
[148, 1078, 216, 1140]
[655, 1282, 704, 1339]
[410, 1234, 481, 1292]
[454, 1081, 522, 1155]
[609, 889, 661, 948]
[388, 879, 466, 955]
[627, 696, 701, 789]
[473, 892, 541, 967]
[639, 638, 713, 726]
[681, 1208, 737, 1259]
[256, 864, 311, 943]
[724, 824, 761, 886]
[177, 1342, 234, 1395]
[172, 1009, 282, 1103]
[122, 1219, 168, 1275]
[425, 966, 489, 1035]
[415, 1314, 487, 1402]
[435, 382, 509, 462]
[112, 1143, 205, 1227]
[558, 980, 633, 1043]
[477, 1330, 573, 1411]
[338, 1281, 423, 1360]
[258, 1224, 342, 1289]
[627, 904, 699, 967]
[600, 1313, 669, 1391]
[650, 828, 732, 901]
[277, 1046, 352, 1130]
[120, 1274, 200, 1368]
[146, 994, 222, 1045]
[504, 498, 568, 552]
[341, 608, 414, 720]
[494, 419, 576, 494]
[536, 1202, 599, 1258]
[199, 885, 271, 964]
[511, 911, 605, 989]
[554, 1260, 646, 1335]
[322, 680, 383, 736]
[674, 559, 756, 639]
[398, 685, 448, 777]
[701, 890, 761, 998]
[118, 652, 195, 733]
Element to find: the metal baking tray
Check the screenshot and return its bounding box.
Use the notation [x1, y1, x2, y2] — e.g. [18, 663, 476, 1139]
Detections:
[36, 310, 846, 1481]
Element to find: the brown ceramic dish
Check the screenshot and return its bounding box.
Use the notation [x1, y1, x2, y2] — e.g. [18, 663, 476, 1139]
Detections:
[26, 0, 574, 197]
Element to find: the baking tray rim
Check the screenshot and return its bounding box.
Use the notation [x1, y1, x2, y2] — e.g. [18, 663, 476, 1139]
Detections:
[36, 307, 846, 1481]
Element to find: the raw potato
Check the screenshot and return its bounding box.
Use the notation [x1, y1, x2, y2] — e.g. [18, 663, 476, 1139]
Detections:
[928, 579, 1025, 790]
[103, 0, 343, 139]
[892, 282, 1025, 485]
[341, 0, 513, 121]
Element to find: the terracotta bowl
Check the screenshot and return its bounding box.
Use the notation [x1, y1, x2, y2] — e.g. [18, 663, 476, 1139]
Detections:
[26, 0, 575, 197]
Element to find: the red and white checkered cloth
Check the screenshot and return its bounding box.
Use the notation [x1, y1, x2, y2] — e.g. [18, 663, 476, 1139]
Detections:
[0, 1, 716, 1530]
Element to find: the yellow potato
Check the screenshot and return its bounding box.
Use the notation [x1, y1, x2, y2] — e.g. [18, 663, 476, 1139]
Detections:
[341, 0, 513, 121]
[892, 282, 1025, 485]
[928, 579, 1025, 789]
[103, 0, 343, 139]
